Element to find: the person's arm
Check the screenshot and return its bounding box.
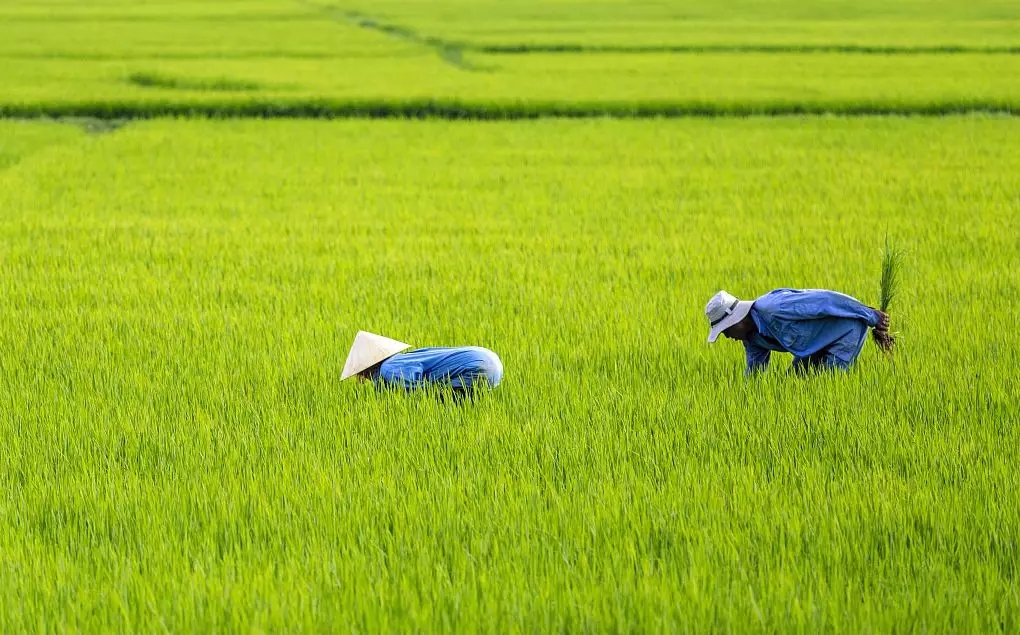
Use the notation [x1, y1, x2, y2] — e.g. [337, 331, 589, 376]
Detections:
[756, 289, 880, 326]
[745, 342, 771, 376]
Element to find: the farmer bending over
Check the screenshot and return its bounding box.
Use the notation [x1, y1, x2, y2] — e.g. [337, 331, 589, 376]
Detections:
[342, 331, 503, 394]
[705, 288, 893, 374]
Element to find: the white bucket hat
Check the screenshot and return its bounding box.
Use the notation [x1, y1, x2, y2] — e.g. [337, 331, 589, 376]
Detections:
[341, 331, 411, 380]
[705, 291, 754, 343]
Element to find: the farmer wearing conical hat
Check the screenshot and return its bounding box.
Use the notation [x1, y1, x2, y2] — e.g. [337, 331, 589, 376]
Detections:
[705, 289, 893, 374]
[342, 331, 503, 393]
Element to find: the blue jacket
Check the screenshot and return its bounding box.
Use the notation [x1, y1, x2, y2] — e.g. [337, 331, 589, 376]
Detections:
[744, 289, 881, 373]
[378, 346, 503, 389]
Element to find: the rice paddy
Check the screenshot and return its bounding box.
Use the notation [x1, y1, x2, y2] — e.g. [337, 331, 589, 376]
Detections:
[1, 0, 1018, 632]
[2, 0, 1019, 117]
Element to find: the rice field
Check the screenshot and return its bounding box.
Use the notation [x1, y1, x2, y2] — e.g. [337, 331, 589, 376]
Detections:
[2, 0, 1019, 632]
[2, 0, 1019, 116]
[333, 0, 1020, 49]
[1, 116, 1018, 632]
[5, 53, 1020, 119]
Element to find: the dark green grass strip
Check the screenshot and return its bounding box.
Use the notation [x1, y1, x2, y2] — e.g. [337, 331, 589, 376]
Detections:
[126, 72, 262, 92]
[475, 43, 1020, 55]
[0, 99, 1015, 120]
[5, 45, 1018, 61]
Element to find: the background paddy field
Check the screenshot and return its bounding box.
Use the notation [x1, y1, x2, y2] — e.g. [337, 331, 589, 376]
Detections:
[1, 0, 1019, 633]
[1, 0, 1020, 116]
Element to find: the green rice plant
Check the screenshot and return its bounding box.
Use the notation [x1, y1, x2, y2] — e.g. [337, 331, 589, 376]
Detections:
[327, 0, 1020, 49]
[0, 117, 1017, 632]
[872, 241, 904, 351]
[879, 241, 905, 313]
[0, 119, 84, 169]
[3, 7, 1020, 118]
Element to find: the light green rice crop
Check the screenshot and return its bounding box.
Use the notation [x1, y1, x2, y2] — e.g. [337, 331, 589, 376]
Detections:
[0, 117, 1017, 632]
[3, 53, 1020, 118]
[1, 0, 1017, 630]
[320, 0, 1020, 49]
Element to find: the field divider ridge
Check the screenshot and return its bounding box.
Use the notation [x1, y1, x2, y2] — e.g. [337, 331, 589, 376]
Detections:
[308, 3, 487, 71]
[0, 99, 1014, 121]
[474, 43, 1020, 55]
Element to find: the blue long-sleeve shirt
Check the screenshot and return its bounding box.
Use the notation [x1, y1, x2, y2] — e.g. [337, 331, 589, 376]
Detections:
[744, 289, 881, 374]
[378, 346, 503, 389]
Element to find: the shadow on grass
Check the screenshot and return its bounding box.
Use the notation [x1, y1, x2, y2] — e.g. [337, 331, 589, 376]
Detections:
[63, 117, 131, 135]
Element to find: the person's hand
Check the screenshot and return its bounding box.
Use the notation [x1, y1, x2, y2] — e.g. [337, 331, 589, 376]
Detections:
[875, 310, 890, 330]
[872, 310, 895, 352]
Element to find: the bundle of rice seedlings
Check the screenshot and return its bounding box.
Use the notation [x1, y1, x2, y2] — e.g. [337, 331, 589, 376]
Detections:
[874, 241, 903, 351]
[879, 241, 904, 312]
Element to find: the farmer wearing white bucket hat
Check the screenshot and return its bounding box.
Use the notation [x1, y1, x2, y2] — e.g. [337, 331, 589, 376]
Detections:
[705, 289, 892, 374]
[342, 331, 503, 393]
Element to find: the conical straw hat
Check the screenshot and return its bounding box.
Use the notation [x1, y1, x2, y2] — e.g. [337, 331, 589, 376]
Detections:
[341, 331, 411, 380]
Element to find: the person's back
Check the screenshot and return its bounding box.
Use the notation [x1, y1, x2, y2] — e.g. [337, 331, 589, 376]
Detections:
[379, 346, 503, 389]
